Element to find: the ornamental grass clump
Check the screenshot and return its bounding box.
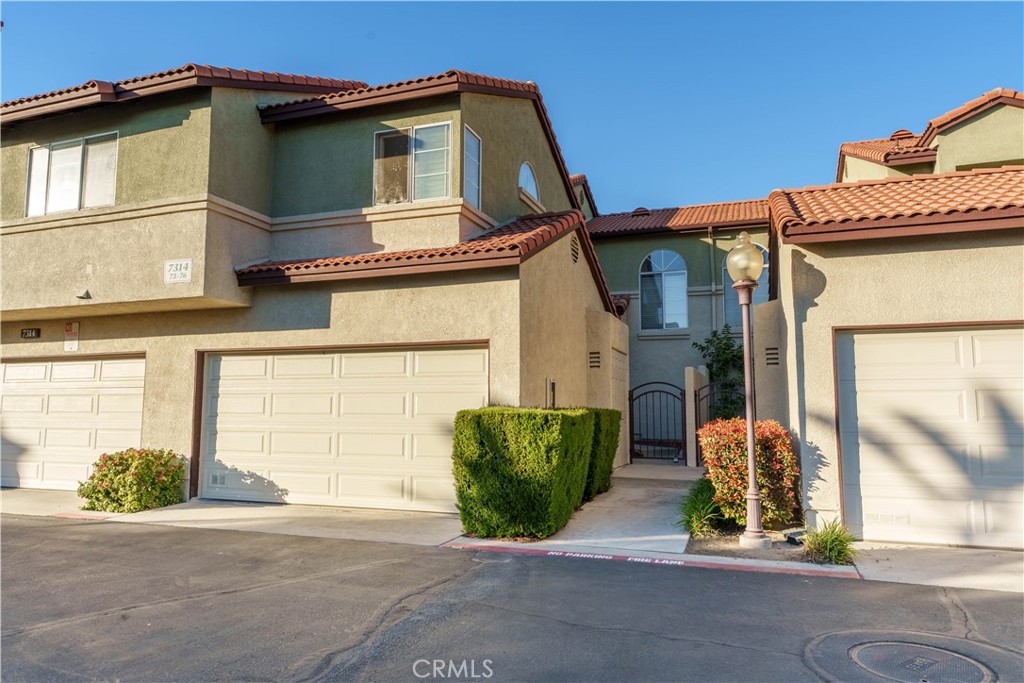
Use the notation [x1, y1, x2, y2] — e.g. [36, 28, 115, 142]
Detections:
[802, 519, 859, 565]
[77, 448, 186, 513]
[677, 477, 722, 538]
[696, 418, 801, 527]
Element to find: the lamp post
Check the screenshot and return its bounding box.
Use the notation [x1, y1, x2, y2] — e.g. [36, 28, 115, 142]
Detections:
[726, 232, 772, 550]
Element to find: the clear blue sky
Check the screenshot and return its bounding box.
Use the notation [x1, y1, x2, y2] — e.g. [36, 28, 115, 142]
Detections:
[3, 2, 1021, 214]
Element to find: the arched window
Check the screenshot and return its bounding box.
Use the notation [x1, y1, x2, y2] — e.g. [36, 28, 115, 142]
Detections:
[722, 243, 769, 329]
[518, 162, 539, 201]
[640, 250, 688, 330]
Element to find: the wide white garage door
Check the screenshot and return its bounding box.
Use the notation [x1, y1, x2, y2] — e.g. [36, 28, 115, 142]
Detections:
[1, 358, 146, 490]
[202, 347, 488, 511]
[837, 326, 1023, 549]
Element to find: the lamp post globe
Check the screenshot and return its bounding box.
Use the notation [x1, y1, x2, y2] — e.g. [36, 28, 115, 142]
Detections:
[727, 232, 771, 550]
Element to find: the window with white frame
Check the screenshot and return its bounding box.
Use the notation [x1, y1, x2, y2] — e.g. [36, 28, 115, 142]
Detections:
[640, 249, 688, 330]
[373, 123, 451, 205]
[464, 126, 481, 209]
[518, 162, 539, 201]
[722, 243, 769, 329]
[27, 133, 118, 216]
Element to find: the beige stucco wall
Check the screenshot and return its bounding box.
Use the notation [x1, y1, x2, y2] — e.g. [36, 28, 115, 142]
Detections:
[460, 93, 574, 222]
[841, 155, 934, 183]
[1, 268, 523, 486]
[933, 105, 1024, 173]
[777, 231, 1024, 527]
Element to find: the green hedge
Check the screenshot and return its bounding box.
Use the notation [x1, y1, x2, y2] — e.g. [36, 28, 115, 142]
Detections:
[583, 408, 621, 501]
[452, 407, 594, 539]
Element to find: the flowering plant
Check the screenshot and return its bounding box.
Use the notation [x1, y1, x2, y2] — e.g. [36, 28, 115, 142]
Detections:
[77, 448, 186, 513]
[696, 418, 800, 527]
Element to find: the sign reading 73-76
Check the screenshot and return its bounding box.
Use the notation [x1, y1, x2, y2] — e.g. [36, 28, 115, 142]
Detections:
[164, 259, 193, 284]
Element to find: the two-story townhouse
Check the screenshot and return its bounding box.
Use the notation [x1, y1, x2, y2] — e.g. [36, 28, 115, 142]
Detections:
[0, 65, 629, 512]
[757, 89, 1023, 549]
[584, 200, 770, 463]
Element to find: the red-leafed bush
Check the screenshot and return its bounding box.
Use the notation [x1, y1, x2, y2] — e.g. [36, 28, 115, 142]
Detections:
[696, 418, 800, 527]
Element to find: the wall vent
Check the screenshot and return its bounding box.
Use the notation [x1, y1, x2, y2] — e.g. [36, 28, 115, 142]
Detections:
[210, 472, 227, 487]
[589, 351, 601, 369]
[570, 234, 581, 263]
[765, 347, 780, 366]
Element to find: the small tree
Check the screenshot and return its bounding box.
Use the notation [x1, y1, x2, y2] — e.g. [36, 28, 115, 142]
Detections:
[693, 325, 744, 418]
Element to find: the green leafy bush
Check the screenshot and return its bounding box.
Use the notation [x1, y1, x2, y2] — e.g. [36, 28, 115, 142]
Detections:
[452, 407, 594, 539]
[692, 325, 744, 418]
[583, 408, 621, 501]
[696, 418, 800, 527]
[677, 477, 722, 538]
[77, 448, 186, 513]
[802, 519, 858, 565]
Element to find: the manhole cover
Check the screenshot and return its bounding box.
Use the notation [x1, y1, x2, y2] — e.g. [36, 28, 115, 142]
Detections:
[850, 642, 995, 683]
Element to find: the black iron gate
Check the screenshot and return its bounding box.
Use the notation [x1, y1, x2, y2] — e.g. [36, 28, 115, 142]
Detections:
[693, 382, 745, 465]
[629, 382, 686, 463]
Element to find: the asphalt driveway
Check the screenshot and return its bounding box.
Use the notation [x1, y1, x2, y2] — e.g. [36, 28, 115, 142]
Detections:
[2, 515, 1022, 682]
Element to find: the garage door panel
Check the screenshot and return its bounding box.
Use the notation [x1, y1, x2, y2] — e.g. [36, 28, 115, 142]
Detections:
[203, 348, 487, 511]
[45, 428, 93, 449]
[839, 327, 1023, 549]
[3, 364, 47, 382]
[40, 461, 92, 487]
[50, 362, 100, 382]
[1, 395, 46, 413]
[96, 429, 142, 451]
[48, 395, 96, 414]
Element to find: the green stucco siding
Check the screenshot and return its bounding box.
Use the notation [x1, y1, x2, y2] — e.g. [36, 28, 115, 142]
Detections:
[592, 227, 770, 293]
[460, 93, 573, 223]
[1, 90, 212, 222]
[269, 96, 462, 217]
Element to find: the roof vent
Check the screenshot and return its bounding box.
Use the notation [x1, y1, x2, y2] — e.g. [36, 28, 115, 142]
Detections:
[889, 129, 915, 140]
[631, 207, 651, 217]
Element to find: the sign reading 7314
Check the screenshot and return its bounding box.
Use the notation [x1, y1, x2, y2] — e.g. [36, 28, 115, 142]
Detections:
[164, 258, 193, 284]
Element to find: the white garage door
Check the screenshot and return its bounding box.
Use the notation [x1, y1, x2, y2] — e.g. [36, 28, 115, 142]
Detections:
[838, 326, 1023, 549]
[1, 357, 146, 490]
[202, 347, 488, 512]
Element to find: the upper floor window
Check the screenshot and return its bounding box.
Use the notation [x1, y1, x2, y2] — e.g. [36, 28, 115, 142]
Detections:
[27, 133, 118, 217]
[518, 162, 539, 201]
[640, 249, 688, 330]
[464, 126, 481, 209]
[373, 122, 451, 205]
[722, 243, 769, 329]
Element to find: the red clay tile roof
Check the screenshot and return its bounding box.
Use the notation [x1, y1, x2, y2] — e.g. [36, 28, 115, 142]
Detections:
[259, 69, 581, 213]
[569, 173, 600, 216]
[236, 209, 616, 314]
[586, 199, 769, 238]
[771, 166, 1024, 243]
[1, 63, 367, 126]
[920, 87, 1024, 146]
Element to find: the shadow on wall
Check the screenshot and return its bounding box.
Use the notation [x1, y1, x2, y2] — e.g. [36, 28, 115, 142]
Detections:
[810, 386, 1023, 546]
[204, 461, 289, 503]
[0, 434, 25, 488]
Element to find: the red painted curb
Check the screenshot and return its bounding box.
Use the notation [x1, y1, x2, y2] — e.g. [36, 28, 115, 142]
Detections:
[443, 542, 862, 580]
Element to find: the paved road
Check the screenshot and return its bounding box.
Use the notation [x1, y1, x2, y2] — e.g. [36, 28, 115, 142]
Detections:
[2, 515, 1021, 682]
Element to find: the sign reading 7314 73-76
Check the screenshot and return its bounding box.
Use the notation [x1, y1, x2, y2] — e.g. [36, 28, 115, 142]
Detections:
[164, 259, 193, 284]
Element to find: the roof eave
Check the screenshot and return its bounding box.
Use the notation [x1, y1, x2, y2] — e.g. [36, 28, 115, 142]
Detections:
[588, 218, 769, 239]
[780, 207, 1024, 244]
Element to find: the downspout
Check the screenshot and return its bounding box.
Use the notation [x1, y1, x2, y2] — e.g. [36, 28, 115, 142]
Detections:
[708, 225, 717, 332]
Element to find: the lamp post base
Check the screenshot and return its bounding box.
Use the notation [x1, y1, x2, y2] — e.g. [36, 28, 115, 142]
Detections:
[738, 532, 772, 550]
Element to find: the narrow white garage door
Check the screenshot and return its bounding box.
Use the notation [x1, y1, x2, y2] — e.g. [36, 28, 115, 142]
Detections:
[202, 347, 488, 512]
[1, 358, 146, 490]
[838, 326, 1023, 549]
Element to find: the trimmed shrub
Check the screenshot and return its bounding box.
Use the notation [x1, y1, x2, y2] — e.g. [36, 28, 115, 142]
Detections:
[452, 407, 594, 539]
[802, 519, 858, 565]
[677, 477, 722, 538]
[77, 448, 186, 513]
[696, 418, 800, 527]
[583, 408, 622, 501]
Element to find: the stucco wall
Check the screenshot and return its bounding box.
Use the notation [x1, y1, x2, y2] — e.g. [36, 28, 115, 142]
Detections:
[841, 156, 934, 183]
[460, 93, 573, 222]
[933, 105, 1024, 172]
[1, 269, 523, 479]
[592, 228, 770, 388]
[1, 90, 212, 223]
[517, 231, 627, 410]
[270, 97, 462, 218]
[777, 231, 1024, 526]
